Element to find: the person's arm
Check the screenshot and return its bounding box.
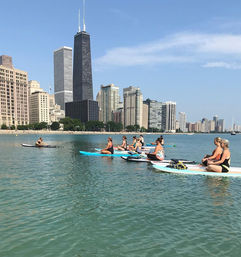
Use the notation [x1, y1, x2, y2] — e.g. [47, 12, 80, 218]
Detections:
[208, 150, 228, 165]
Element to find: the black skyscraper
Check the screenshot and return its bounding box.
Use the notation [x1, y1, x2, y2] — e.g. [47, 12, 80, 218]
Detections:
[73, 31, 93, 101]
[65, 22, 99, 123]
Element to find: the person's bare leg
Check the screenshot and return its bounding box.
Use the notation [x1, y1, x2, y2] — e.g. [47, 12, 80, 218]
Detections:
[206, 165, 222, 173]
[101, 150, 111, 154]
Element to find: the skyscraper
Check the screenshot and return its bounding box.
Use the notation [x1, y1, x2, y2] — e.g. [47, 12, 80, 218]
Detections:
[123, 86, 143, 128]
[144, 99, 162, 130]
[162, 101, 176, 132]
[96, 84, 120, 123]
[73, 31, 93, 101]
[65, 8, 99, 123]
[179, 112, 186, 132]
[54, 46, 73, 110]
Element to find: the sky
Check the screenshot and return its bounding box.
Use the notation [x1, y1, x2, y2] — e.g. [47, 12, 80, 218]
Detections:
[1, 0, 241, 128]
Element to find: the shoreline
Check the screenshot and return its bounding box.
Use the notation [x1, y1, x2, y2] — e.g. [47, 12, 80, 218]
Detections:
[0, 130, 229, 135]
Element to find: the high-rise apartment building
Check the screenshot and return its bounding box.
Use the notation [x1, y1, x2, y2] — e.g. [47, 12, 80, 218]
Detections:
[162, 101, 176, 132]
[54, 46, 73, 110]
[142, 103, 148, 129]
[29, 92, 49, 124]
[217, 119, 225, 132]
[0, 55, 29, 127]
[96, 84, 120, 123]
[65, 17, 99, 122]
[179, 112, 186, 132]
[144, 99, 162, 130]
[123, 86, 143, 128]
[213, 115, 218, 132]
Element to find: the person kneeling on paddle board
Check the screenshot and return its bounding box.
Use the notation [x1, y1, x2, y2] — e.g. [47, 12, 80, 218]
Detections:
[202, 137, 222, 166]
[101, 137, 114, 154]
[146, 138, 164, 161]
[206, 139, 230, 173]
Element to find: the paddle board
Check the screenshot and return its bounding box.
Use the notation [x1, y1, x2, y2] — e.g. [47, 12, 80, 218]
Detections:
[79, 151, 139, 157]
[152, 164, 241, 177]
[95, 148, 129, 154]
[21, 144, 57, 148]
[122, 156, 196, 164]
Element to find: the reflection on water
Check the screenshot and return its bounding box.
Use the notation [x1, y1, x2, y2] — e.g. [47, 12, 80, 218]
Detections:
[205, 177, 231, 206]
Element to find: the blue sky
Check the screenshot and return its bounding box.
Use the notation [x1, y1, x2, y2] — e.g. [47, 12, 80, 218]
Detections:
[1, 0, 241, 128]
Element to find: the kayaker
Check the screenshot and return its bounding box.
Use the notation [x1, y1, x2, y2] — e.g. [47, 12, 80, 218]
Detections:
[101, 137, 114, 154]
[206, 139, 230, 173]
[118, 136, 128, 151]
[202, 137, 222, 166]
[146, 138, 164, 160]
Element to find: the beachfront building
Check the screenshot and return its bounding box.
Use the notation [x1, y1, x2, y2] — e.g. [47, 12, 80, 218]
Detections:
[112, 107, 124, 125]
[0, 55, 29, 127]
[49, 94, 65, 123]
[142, 103, 148, 129]
[123, 86, 143, 128]
[54, 46, 73, 110]
[144, 99, 162, 130]
[96, 84, 120, 123]
[208, 120, 215, 132]
[162, 101, 176, 132]
[29, 91, 49, 124]
[179, 112, 187, 132]
[217, 119, 225, 132]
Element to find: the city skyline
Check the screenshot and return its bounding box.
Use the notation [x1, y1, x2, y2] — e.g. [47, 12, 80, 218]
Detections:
[1, 0, 241, 126]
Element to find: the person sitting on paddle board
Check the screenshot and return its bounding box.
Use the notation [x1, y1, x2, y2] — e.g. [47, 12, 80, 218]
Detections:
[133, 138, 142, 154]
[35, 137, 47, 147]
[146, 138, 164, 161]
[139, 135, 145, 146]
[118, 136, 128, 151]
[129, 136, 137, 151]
[101, 137, 114, 154]
[206, 139, 230, 173]
[202, 137, 222, 166]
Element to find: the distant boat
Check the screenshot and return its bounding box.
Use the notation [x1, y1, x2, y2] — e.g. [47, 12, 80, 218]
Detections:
[231, 131, 236, 135]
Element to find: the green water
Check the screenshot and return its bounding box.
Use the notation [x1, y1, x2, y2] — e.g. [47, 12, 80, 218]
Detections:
[1, 133, 241, 257]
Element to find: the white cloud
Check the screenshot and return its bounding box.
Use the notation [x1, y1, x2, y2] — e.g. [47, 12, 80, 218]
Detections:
[94, 32, 241, 69]
[202, 62, 241, 70]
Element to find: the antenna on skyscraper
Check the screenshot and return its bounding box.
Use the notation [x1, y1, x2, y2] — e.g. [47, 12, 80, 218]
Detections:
[83, 0, 86, 31]
[78, 9, 81, 32]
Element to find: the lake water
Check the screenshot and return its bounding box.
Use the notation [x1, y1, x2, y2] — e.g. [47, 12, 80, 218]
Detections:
[1, 133, 241, 257]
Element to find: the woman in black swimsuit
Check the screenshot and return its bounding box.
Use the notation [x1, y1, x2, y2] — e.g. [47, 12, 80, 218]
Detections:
[101, 137, 114, 154]
[206, 139, 230, 173]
